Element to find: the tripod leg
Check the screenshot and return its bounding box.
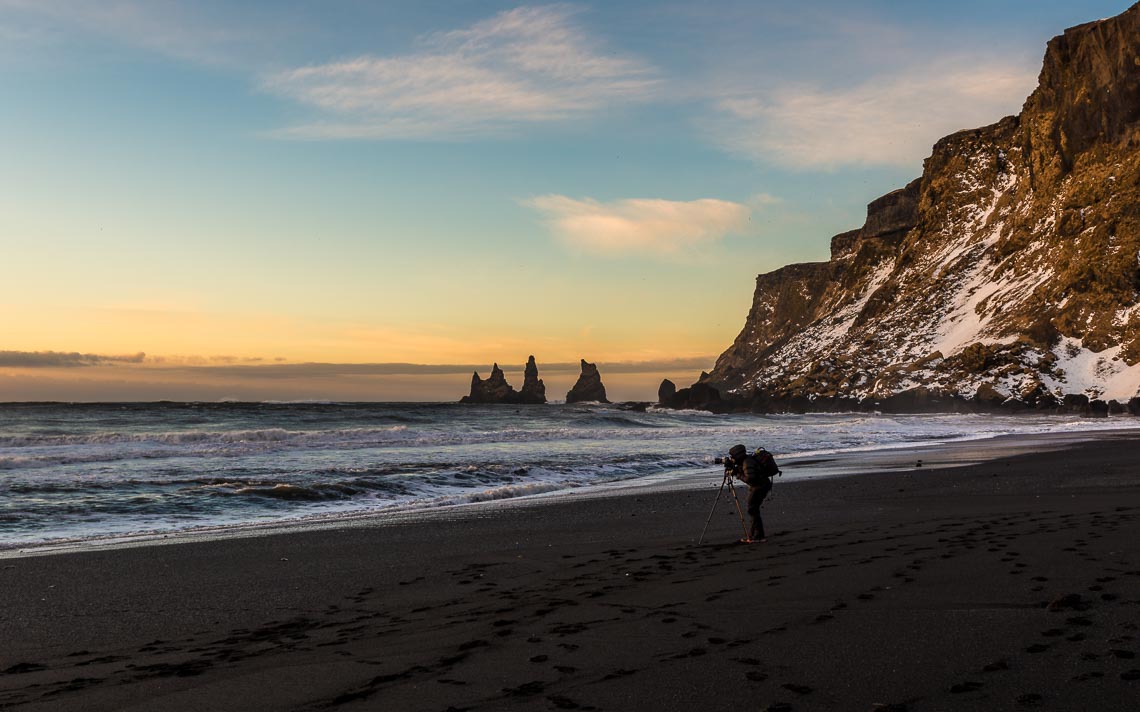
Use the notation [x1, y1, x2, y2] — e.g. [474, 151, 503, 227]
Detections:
[698, 478, 728, 545]
[727, 482, 750, 541]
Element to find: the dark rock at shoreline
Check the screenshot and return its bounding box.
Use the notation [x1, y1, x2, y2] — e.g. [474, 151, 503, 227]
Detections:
[566, 360, 609, 404]
[666, 388, 1136, 416]
[519, 355, 547, 404]
[662, 382, 728, 412]
[658, 379, 676, 405]
[1063, 394, 1090, 413]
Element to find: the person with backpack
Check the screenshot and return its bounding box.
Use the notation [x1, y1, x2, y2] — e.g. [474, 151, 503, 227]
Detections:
[727, 443, 780, 543]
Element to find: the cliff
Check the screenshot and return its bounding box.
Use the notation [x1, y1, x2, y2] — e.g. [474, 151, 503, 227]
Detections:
[702, 3, 1140, 412]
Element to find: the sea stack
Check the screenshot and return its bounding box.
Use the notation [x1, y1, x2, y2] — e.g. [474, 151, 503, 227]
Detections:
[460, 363, 519, 404]
[519, 355, 547, 404]
[566, 360, 610, 404]
[658, 379, 677, 405]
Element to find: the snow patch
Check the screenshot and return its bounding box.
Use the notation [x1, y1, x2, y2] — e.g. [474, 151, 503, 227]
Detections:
[1040, 338, 1140, 401]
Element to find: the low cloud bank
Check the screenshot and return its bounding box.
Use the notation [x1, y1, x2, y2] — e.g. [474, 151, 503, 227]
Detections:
[176, 357, 714, 379]
[0, 350, 146, 368]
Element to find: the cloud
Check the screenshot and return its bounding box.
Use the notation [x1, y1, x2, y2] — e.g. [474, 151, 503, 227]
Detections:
[525, 195, 751, 256]
[0, 0, 281, 68]
[0, 350, 146, 368]
[185, 357, 715, 379]
[0, 352, 714, 377]
[709, 57, 1037, 169]
[263, 5, 659, 140]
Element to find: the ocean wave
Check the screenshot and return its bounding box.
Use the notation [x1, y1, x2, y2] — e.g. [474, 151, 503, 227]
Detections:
[4, 405, 1140, 550]
[228, 483, 363, 501]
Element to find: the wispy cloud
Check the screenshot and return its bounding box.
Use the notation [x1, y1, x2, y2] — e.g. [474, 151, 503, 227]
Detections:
[0, 352, 713, 376]
[0, 0, 281, 68]
[709, 57, 1037, 169]
[0, 350, 146, 368]
[264, 5, 659, 140]
[525, 195, 751, 256]
[187, 357, 714, 379]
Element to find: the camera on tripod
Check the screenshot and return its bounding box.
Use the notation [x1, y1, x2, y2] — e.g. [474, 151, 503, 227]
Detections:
[700, 450, 747, 544]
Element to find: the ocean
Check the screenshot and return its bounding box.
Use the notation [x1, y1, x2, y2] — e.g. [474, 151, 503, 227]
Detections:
[1, 402, 1136, 550]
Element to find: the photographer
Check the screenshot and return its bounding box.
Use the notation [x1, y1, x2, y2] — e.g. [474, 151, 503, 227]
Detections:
[727, 443, 772, 543]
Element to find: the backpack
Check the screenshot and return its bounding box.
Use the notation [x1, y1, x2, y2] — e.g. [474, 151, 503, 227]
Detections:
[754, 447, 781, 479]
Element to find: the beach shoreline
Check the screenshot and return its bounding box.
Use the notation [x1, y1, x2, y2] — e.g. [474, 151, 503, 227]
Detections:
[2, 430, 1139, 710]
[2, 426, 1132, 560]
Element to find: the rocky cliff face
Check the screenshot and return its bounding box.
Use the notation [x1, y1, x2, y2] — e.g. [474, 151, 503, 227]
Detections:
[566, 360, 610, 403]
[704, 3, 1140, 412]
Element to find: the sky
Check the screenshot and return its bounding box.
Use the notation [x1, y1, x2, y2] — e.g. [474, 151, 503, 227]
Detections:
[0, 0, 1131, 401]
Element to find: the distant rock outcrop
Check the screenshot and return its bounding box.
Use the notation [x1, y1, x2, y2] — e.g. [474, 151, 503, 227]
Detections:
[460, 358, 548, 404]
[658, 379, 676, 405]
[566, 360, 610, 403]
[660, 381, 725, 412]
[519, 355, 547, 404]
[460, 363, 516, 404]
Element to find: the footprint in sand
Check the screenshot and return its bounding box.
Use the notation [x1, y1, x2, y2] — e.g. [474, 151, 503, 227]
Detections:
[949, 681, 984, 693]
[547, 695, 595, 710]
[501, 681, 545, 697]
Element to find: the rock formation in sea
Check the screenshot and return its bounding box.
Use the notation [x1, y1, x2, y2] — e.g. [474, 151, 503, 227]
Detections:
[566, 360, 610, 404]
[460, 363, 516, 404]
[684, 4, 1140, 414]
[460, 357, 548, 404]
[658, 379, 676, 405]
[519, 355, 547, 404]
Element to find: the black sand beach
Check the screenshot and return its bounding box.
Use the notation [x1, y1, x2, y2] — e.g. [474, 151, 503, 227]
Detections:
[2, 433, 1139, 711]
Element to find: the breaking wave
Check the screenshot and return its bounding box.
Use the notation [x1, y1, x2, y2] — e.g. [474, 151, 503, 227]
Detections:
[2, 401, 1138, 549]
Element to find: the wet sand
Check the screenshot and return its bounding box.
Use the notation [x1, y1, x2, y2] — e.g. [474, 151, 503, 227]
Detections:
[2, 431, 1139, 711]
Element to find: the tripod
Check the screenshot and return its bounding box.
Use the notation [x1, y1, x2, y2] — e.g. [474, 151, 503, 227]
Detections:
[698, 466, 749, 544]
